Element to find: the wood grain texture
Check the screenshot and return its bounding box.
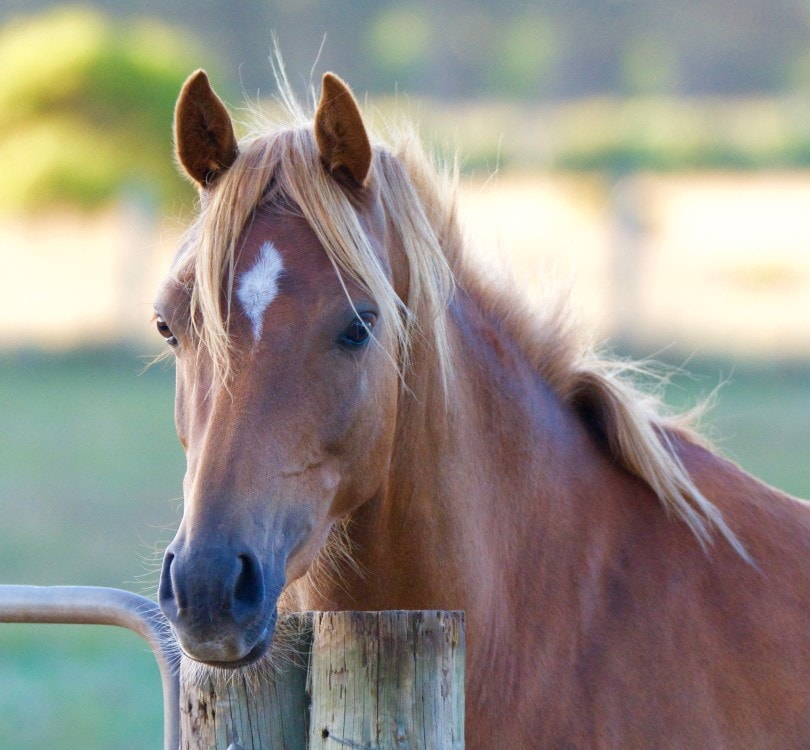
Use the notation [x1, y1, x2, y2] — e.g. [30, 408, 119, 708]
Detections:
[180, 613, 313, 749]
[309, 611, 465, 750]
[179, 611, 465, 749]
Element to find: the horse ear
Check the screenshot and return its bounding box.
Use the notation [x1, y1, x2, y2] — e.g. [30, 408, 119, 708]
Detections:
[315, 73, 372, 187]
[174, 70, 239, 188]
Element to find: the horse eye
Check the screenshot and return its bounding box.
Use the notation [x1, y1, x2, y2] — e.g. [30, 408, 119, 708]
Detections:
[155, 315, 178, 347]
[338, 313, 375, 348]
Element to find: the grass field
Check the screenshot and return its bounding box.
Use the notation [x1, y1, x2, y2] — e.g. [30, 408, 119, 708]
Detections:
[0, 347, 179, 749]
[0, 346, 808, 747]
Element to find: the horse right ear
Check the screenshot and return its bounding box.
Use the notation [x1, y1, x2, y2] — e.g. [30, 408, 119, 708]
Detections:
[174, 70, 238, 188]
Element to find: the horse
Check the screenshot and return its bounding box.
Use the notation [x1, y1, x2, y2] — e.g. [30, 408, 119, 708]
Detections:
[155, 68, 810, 747]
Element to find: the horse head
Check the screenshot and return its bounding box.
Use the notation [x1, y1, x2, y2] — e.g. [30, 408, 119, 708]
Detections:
[156, 71, 408, 666]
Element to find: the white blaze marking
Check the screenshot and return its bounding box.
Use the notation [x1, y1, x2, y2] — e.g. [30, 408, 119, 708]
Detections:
[236, 241, 284, 341]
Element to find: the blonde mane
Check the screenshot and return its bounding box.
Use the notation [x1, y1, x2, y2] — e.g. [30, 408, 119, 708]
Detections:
[174, 92, 455, 394]
[177, 79, 747, 560]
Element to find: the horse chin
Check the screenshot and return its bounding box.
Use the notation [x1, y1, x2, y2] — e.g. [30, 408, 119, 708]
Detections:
[193, 636, 271, 670]
[181, 630, 272, 670]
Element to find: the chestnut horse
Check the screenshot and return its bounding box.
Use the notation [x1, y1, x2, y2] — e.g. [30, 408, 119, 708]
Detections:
[156, 69, 810, 747]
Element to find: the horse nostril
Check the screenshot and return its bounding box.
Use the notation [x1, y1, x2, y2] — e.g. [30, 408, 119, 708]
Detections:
[158, 551, 179, 619]
[158, 544, 266, 635]
[233, 552, 264, 620]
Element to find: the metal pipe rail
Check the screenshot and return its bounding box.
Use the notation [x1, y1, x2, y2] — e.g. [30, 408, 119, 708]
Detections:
[0, 585, 179, 750]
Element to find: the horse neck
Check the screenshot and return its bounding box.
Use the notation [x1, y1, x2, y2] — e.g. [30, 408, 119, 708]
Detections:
[320, 280, 614, 617]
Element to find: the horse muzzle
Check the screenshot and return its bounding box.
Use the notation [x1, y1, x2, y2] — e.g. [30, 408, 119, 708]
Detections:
[158, 540, 282, 667]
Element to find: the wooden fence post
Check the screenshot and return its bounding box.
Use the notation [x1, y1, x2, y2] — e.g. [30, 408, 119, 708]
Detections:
[180, 610, 465, 750]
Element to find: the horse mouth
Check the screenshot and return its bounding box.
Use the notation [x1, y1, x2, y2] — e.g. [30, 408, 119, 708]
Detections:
[178, 626, 273, 669]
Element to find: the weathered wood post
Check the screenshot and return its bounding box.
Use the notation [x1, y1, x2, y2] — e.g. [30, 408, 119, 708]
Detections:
[180, 610, 465, 750]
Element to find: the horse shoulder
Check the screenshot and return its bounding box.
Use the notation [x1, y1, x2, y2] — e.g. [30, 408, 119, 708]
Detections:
[657, 439, 810, 741]
[528, 438, 810, 746]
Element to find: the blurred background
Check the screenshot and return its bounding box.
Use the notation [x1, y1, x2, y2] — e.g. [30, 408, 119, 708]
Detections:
[1, 1, 808, 746]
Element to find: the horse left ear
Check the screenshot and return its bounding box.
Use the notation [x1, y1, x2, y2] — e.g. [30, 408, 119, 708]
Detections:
[315, 73, 372, 187]
[174, 70, 239, 188]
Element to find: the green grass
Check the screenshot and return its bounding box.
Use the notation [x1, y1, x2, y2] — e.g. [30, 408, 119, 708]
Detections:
[0, 347, 183, 587]
[0, 346, 808, 747]
[0, 347, 181, 748]
[658, 358, 810, 499]
[0, 625, 165, 748]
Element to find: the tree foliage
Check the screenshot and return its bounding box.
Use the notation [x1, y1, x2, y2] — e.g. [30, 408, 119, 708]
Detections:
[6, 0, 810, 102]
[0, 7, 203, 213]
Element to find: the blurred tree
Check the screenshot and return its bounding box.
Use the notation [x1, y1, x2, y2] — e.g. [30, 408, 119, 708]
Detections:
[489, 14, 559, 97]
[368, 6, 433, 89]
[0, 7, 207, 213]
[620, 36, 679, 95]
[4, 0, 810, 101]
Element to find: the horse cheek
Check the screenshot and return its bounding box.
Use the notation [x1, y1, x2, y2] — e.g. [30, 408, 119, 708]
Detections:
[330, 360, 398, 517]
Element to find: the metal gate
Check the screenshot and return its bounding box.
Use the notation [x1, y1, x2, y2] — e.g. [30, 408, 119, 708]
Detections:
[0, 585, 179, 749]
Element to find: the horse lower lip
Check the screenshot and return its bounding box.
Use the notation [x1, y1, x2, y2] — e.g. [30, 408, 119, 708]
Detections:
[188, 636, 270, 669]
